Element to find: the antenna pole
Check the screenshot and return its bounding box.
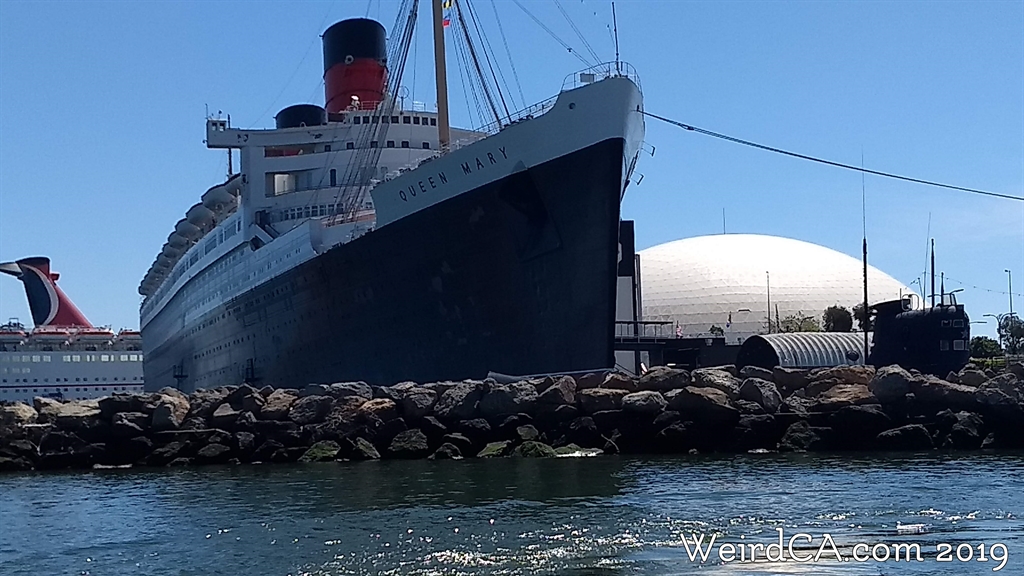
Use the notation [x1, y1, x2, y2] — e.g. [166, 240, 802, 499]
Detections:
[722, 208, 726, 234]
[432, 0, 451, 150]
[930, 238, 936, 308]
[612, 2, 620, 74]
[861, 151, 869, 361]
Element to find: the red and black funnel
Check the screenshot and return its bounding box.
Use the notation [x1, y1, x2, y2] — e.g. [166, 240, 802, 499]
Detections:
[323, 18, 388, 113]
[0, 257, 92, 328]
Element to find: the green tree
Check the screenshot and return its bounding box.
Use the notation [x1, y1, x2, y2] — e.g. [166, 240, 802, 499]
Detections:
[998, 314, 1024, 355]
[780, 312, 821, 333]
[853, 302, 873, 332]
[969, 336, 1002, 358]
[822, 305, 853, 332]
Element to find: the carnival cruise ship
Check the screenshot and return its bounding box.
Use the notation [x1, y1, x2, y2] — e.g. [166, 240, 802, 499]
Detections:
[1, 257, 144, 403]
[139, 2, 645, 392]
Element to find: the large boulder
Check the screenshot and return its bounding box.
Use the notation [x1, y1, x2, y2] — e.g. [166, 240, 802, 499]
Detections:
[429, 443, 463, 460]
[637, 366, 690, 392]
[778, 421, 826, 452]
[151, 393, 190, 431]
[328, 382, 373, 401]
[690, 369, 741, 400]
[478, 383, 538, 419]
[358, 398, 399, 422]
[513, 441, 557, 457]
[739, 378, 782, 414]
[600, 372, 638, 392]
[574, 372, 605, 390]
[665, 386, 739, 425]
[261, 389, 299, 420]
[537, 376, 576, 408]
[876, 424, 933, 451]
[621, 391, 668, 415]
[958, 369, 989, 387]
[813, 365, 875, 386]
[0, 402, 37, 426]
[288, 395, 333, 425]
[808, 384, 878, 413]
[387, 429, 430, 459]
[53, 401, 102, 430]
[738, 365, 774, 382]
[186, 388, 231, 420]
[433, 382, 484, 421]
[298, 440, 341, 462]
[772, 367, 810, 395]
[828, 405, 892, 446]
[869, 365, 915, 403]
[577, 389, 629, 414]
[938, 411, 985, 449]
[911, 376, 978, 412]
[398, 387, 438, 420]
[210, 403, 241, 429]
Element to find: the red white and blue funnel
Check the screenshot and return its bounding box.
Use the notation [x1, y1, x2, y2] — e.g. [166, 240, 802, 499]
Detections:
[0, 257, 92, 328]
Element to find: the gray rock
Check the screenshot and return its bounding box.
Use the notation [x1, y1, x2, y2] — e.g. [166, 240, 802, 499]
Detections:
[577, 389, 629, 414]
[566, 416, 601, 447]
[911, 376, 978, 411]
[940, 411, 985, 449]
[359, 398, 399, 422]
[828, 405, 892, 442]
[876, 424, 933, 451]
[0, 402, 37, 425]
[441, 433, 474, 455]
[869, 365, 914, 403]
[812, 365, 875, 386]
[515, 424, 540, 442]
[537, 376, 576, 407]
[735, 399, 766, 415]
[600, 372, 638, 392]
[328, 382, 373, 401]
[53, 401, 102, 430]
[234, 431, 255, 454]
[738, 365, 774, 382]
[778, 421, 825, 452]
[958, 369, 988, 387]
[195, 443, 232, 464]
[346, 437, 381, 460]
[387, 429, 430, 459]
[772, 367, 810, 394]
[151, 394, 190, 431]
[739, 378, 782, 414]
[434, 382, 484, 421]
[477, 440, 513, 457]
[34, 397, 64, 422]
[665, 386, 739, 425]
[808, 384, 878, 413]
[210, 403, 241, 428]
[804, 378, 845, 397]
[300, 384, 331, 397]
[261, 389, 299, 421]
[637, 366, 690, 392]
[479, 383, 538, 419]
[513, 441, 556, 457]
[621, 391, 668, 414]
[690, 369, 741, 400]
[574, 372, 604, 390]
[186, 388, 231, 420]
[288, 395, 333, 425]
[226, 384, 261, 408]
[429, 443, 463, 460]
[299, 440, 341, 462]
[399, 388, 437, 420]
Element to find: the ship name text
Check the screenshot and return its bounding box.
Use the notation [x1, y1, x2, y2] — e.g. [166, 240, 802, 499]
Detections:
[398, 146, 509, 202]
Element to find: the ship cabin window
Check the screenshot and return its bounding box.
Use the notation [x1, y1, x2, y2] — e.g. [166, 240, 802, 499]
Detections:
[381, 116, 390, 124]
[42, 355, 50, 362]
[413, 116, 421, 125]
[422, 142, 430, 149]
[324, 144, 331, 152]
[401, 141, 410, 148]
[940, 340, 950, 351]
[941, 319, 950, 327]
[62, 355, 71, 362]
[953, 339, 965, 351]
[31, 355, 40, 362]
[21, 355, 29, 362]
[386, 141, 395, 148]
[363, 116, 371, 123]
[72, 355, 80, 362]
[370, 141, 378, 148]
[391, 115, 399, 123]
[430, 118, 437, 126]
[120, 354, 129, 361]
[403, 116, 411, 124]
[329, 169, 337, 187]
[353, 116, 361, 125]
[953, 319, 964, 328]
[100, 354, 110, 362]
[346, 142, 355, 150]
[371, 116, 379, 124]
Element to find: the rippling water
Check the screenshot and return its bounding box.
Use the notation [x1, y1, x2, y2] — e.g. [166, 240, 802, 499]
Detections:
[2, 453, 1022, 575]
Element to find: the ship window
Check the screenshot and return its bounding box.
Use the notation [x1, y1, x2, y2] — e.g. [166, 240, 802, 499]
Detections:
[72, 355, 80, 362]
[953, 339, 965, 351]
[403, 116, 411, 124]
[346, 142, 355, 150]
[953, 319, 964, 328]
[370, 141, 378, 148]
[304, 207, 311, 218]
[390, 115, 398, 123]
[413, 116, 421, 125]
[319, 205, 326, 216]
[32, 355, 40, 362]
[101, 354, 110, 362]
[422, 142, 430, 149]
[130, 354, 139, 361]
[430, 118, 437, 126]
[401, 141, 409, 148]
[20, 355, 28, 362]
[324, 144, 331, 152]
[386, 141, 394, 148]
[381, 116, 390, 124]
[371, 116, 379, 124]
[43, 355, 50, 362]
[120, 354, 129, 361]
[330, 169, 337, 187]
[940, 340, 950, 351]
[353, 116, 361, 125]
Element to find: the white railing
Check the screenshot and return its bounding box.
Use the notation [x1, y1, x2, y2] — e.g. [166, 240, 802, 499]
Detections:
[561, 61, 641, 92]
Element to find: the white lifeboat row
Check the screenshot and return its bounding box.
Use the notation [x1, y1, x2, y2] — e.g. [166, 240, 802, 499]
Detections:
[139, 174, 242, 297]
[0, 326, 142, 346]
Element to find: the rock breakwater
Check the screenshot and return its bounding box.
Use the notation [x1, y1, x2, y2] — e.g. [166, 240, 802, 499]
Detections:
[2, 362, 1022, 472]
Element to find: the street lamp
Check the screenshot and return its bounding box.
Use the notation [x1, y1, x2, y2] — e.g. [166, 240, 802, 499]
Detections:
[984, 313, 1002, 349]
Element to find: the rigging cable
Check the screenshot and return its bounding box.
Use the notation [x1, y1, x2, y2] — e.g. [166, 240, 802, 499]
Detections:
[453, 0, 502, 124]
[462, 0, 512, 117]
[489, 0, 526, 106]
[642, 111, 1024, 202]
[511, 0, 593, 67]
[553, 0, 601, 63]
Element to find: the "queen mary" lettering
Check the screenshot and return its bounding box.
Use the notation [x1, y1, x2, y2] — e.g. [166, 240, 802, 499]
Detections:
[397, 146, 509, 202]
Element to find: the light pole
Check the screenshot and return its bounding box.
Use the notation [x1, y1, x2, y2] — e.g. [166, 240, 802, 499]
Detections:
[765, 272, 771, 334]
[984, 313, 1002, 349]
[1006, 269, 1013, 317]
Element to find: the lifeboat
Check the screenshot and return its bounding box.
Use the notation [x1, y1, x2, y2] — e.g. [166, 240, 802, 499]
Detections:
[167, 232, 189, 249]
[186, 203, 215, 227]
[175, 218, 201, 240]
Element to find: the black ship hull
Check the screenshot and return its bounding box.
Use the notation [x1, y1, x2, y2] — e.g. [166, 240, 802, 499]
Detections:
[145, 138, 626, 390]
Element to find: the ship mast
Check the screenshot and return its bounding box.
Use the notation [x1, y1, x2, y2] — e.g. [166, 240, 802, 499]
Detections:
[432, 0, 451, 150]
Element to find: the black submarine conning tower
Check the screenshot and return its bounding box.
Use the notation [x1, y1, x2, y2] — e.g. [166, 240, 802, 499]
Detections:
[322, 18, 388, 113]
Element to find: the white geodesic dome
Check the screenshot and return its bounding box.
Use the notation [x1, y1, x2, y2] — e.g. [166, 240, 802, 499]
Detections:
[639, 234, 917, 344]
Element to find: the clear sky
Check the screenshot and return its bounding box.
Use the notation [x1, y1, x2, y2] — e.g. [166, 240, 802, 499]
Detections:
[1, 0, 1021, 340]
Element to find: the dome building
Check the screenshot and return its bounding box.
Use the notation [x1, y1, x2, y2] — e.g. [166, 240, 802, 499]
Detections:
[638, 234, 917, 344]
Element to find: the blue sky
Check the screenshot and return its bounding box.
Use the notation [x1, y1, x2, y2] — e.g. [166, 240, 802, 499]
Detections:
[1, 0, 1021, 340]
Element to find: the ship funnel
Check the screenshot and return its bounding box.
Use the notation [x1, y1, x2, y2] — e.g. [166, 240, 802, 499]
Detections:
[323, 18, 387, 113]
[0, 257, 93, 327]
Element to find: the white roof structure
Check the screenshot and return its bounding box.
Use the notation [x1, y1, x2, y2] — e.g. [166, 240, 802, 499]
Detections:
[639, 234, 917, 344]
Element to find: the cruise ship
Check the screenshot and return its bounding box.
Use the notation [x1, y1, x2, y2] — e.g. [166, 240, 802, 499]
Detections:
[1, 257, 144, 403]
[139, 3, 645, 392]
